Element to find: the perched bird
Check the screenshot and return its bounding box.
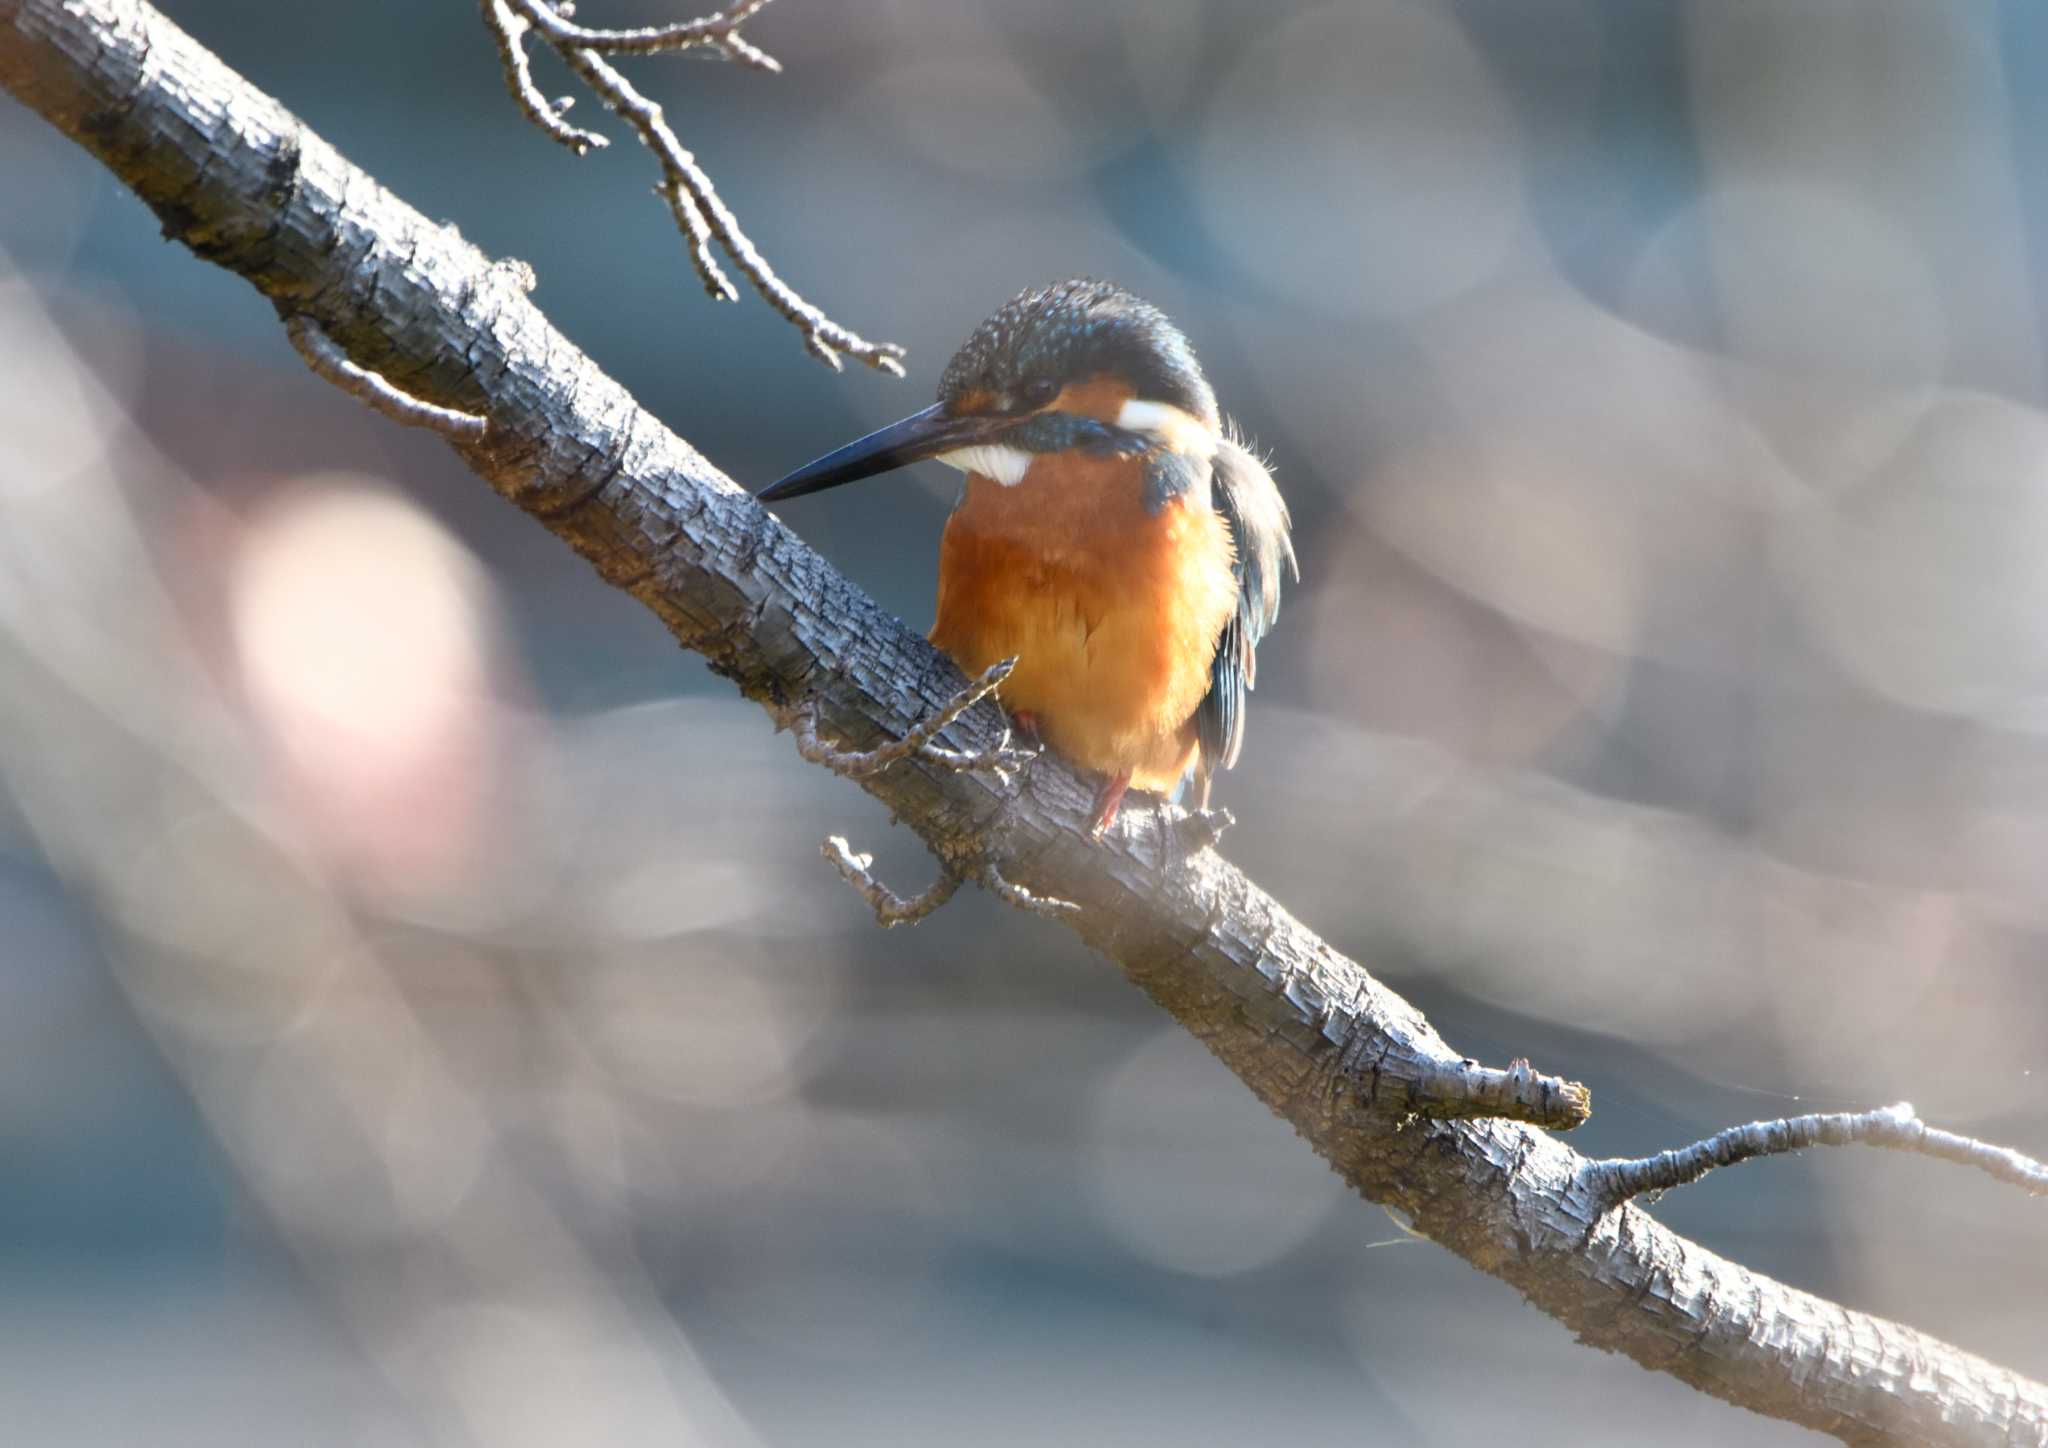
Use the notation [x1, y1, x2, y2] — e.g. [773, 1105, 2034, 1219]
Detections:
[759, 279, 1294, 833]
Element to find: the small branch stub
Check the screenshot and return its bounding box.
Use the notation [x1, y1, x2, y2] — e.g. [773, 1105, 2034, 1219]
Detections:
[1321, 1030, 1592, 1133]
[1413, 1054, 1591, 1132]
[1585, 1101, 2048, 1210]
[1172, 804, 1234, 856]
[285, 316, 487, 439]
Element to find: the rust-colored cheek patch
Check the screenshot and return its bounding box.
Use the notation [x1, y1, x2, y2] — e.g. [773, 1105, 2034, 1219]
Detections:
[1048, 375, 1136, 423]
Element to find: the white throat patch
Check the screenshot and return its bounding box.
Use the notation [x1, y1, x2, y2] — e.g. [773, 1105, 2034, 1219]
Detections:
[937, 444, 1034, 487]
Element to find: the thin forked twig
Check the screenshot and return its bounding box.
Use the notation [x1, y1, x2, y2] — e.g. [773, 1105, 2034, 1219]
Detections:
[478, 0, 907, 374]
[822, 837, 962, 927]
[820, 838, 1077, 927]
[1584, 1101, 2048, 1210]
[547, 37, 904, 368]
[483, 0, 605, 154]
[556, 43, 735, 301]
[512, 0, 779, 64]
[285, 316, 488, 440]
[792, 658, 1035, 782]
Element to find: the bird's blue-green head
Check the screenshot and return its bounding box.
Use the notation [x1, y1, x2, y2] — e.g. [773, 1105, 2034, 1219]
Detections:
[757, 280, 1220, 502]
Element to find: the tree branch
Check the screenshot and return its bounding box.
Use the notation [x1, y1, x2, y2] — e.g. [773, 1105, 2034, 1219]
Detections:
[3, 3, 2042, 1442]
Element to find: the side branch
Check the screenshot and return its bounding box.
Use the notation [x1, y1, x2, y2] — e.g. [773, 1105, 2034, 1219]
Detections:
[789, 657, 1033, 781]
[3, 5, 2041, 1442]
[285, 316, 488, 439]
[1586, 1102, 2048, 1210]
[822, 837, 961, 927]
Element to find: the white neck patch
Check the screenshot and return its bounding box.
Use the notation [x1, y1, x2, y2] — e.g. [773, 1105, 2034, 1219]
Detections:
[937, 444, 1034, 487]
[1116, 399, 1218, 460]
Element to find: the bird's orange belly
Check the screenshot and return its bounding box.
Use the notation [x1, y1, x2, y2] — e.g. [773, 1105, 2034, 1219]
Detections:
[929, 462, 1236, 794]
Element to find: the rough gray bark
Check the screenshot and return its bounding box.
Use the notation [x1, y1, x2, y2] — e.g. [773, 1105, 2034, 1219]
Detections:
[2, 2, 2041, 1443]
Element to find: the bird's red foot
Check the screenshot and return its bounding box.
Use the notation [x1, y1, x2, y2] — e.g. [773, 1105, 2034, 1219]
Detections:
[1090, 770, 1133, 837]
[1009, 709, 1042, 745]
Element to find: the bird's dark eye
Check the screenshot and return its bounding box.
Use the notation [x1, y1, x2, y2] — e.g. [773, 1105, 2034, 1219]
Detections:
[1019, 377, 1059, 410]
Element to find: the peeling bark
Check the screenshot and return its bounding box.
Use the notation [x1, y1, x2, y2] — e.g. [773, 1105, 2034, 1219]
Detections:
[3, 2, 2042, 1442]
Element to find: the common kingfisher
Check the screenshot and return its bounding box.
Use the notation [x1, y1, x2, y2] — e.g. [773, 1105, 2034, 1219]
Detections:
[759, 279, 1295, 834]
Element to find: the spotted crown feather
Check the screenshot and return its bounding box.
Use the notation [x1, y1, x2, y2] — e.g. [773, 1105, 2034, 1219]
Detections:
[939, 279, 1218, 426]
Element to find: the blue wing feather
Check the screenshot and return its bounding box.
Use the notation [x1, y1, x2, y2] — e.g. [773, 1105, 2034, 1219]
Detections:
[1193, 430, 1294, 801]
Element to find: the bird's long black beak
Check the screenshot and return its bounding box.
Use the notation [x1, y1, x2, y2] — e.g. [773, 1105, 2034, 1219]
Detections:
[758, 403, 1009, 502]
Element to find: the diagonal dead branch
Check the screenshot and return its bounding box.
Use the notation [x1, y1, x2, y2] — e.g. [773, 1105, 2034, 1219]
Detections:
[822, 835, 962, 926]
[479, 0, 906, 374]
[285, 315, 488, 440]
[1585, 1102, 2048, 1210]
[790, 657, 1035, 782]
[8, 7, 2043, 1439]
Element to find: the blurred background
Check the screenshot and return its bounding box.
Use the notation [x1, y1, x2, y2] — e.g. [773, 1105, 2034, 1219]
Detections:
[3, 1, 2046, 1442]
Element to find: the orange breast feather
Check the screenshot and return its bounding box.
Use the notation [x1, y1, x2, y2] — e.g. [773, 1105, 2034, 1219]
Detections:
[929, 452, 1237, 793]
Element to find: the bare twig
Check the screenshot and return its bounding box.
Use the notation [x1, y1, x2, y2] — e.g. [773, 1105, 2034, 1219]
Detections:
[482, 0, 605, 153]
[553, 42, 735, 301]
[478, 0, 907, 374]
[822, 837, 1079, 928]
[822, 836, 962, 926]
[791, 658, 1034, 781]
[284, 316, 488, 440]
[546, 37, 906, 370]
[513, 0, 779, 65]
[1585, 1102, 2048, 1210]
